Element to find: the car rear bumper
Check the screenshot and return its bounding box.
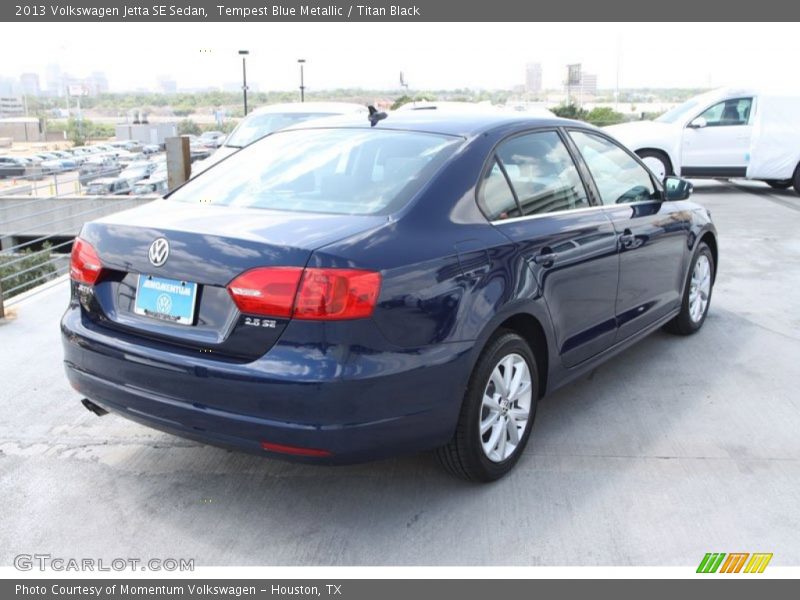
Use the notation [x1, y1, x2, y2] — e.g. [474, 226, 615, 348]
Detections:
[61, 306, 473, 464]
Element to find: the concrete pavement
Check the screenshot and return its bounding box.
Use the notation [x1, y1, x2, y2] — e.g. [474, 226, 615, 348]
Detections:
[1, 180, 798, 566]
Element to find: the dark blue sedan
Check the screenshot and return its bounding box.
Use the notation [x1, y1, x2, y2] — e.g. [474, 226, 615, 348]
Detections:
[62, 111, 717, 481]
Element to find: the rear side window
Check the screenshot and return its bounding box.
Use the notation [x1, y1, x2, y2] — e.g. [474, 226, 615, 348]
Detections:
[171, 128, 461, 216]
[478, 159, 519, 220]
[570, 131, 659, 205]
[493, 131, 590, 217]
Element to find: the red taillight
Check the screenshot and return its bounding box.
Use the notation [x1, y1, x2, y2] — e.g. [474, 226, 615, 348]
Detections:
[260, 440, 332, 457]
[227, 267, 304, 318]
[227, 267, 381, 321]
[294, 269, 381, 320]
[70, 238, 103, 285]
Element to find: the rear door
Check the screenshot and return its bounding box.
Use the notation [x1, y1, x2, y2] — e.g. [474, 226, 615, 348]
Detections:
[481, 129, 620, 368]
[681, 97, 754, 176]
[568, 129, 691, 341]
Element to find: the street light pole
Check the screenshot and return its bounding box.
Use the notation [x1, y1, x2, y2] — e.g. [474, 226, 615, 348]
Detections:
[298, 59, 306, 102]
[239, 50, 249, 116]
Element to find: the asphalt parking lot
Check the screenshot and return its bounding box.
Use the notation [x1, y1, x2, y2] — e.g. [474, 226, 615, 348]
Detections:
[1, 179, 798, 566]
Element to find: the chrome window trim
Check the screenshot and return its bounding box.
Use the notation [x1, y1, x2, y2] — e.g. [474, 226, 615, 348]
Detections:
[489, 199, 664, 226]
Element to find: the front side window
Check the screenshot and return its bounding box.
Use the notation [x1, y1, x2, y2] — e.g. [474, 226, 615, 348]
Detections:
[696, 98, 753, 127]
[170, 128, 461, 216]
[494, 131, 590, 217]
[569, 131, 660, 205]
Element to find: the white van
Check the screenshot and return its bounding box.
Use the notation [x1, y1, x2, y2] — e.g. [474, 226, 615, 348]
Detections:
[606, 88, 800, 194]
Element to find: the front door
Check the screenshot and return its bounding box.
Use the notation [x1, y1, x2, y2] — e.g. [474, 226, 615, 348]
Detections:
[681, 97, 754, 176]
[568, 130, 692, 341]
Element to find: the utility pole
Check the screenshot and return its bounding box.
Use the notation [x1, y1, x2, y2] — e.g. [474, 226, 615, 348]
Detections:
[239, 50, 249, 116]
[298, 59, 306, 102]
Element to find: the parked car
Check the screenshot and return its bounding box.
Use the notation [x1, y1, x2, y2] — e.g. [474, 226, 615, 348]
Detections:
[118, 165, 151, 185]
[606, 87, 800, 193]
[199, 131, 226, 148]
[59, 149, 87, 165]
[84, 177, 132, 196]
[149, 160, 168, 184]
[44, 151, 79, 170]
[117, 152, 148, 169]
[0, 156, 27, 179]
[63, 112, 717, 481]
[192, 102, 368, 173]
[130, 177, 168, 196]
[111, 140, 144, 153]
[142, 144, 161, 156]
[79, 155, 119, 184]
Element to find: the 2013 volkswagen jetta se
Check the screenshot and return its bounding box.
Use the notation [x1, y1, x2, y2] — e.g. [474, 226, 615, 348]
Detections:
[62, 111, 717, 481]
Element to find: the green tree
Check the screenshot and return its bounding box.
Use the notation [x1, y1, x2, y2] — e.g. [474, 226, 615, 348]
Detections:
[585, 106, 626, 127]
[551, 103, 589, 121]
[177, 119, 201, 136]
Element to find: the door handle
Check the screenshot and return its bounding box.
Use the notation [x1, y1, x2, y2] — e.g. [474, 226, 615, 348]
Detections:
[529, 250, 557, 267]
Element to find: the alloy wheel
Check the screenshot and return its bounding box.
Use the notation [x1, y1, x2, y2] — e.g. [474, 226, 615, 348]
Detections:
[479, 353, 533, 462]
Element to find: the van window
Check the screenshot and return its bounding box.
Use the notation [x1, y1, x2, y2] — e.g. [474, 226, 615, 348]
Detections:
[696, 98, 753, 127]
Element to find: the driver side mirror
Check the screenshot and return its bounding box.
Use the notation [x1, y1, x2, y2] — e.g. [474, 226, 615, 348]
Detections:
[688, 116, 707, 129]
[664, 176, 693, 201]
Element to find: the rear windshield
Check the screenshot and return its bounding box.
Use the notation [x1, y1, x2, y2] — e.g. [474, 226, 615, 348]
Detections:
[170, 128, 461, 216]
[225, 112, 336, 148]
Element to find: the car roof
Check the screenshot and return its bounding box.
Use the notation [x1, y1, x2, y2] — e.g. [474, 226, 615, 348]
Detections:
[282, 110, 588, 138]
[247, 102, 368, 116]
[87, 178, 121, 185]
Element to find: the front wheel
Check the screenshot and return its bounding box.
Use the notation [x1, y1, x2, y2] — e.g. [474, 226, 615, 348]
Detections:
[436, 331, 539, 482]
[793, 164, 800, 196]
[664, 242, 715, 335]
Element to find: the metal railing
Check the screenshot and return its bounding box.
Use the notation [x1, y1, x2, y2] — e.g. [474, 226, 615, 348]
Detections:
[0, 166, 157, 316]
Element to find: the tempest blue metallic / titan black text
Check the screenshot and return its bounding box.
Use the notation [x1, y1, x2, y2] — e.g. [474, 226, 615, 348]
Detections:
[62, 111, 717, 481]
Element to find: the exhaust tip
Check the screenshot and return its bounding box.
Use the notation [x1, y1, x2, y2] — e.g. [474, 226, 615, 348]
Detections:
[81, 398, 109, 417]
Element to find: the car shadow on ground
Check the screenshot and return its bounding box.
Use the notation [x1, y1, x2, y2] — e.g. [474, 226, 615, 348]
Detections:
[60, 304, 761, 565]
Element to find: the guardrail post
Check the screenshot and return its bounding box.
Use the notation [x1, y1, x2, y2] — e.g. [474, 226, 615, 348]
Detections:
[0, 278, 5, 319]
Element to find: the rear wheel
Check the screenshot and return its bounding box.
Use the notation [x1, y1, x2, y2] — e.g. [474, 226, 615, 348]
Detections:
[436, 331, 539, 482]
[664, 242, 715, 335]
[637, 150, 673, 180]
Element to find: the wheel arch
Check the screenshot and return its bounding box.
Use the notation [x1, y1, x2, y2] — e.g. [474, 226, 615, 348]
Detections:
[635, 147, 675, 175]
[699, 230, 718, 282]
[476, 312, 550, 399]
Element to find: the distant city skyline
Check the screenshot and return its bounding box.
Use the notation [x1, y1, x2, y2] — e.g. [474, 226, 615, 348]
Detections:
[0, 22, 796, 94]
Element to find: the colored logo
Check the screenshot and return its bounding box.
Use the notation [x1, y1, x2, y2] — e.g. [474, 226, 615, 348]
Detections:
[697, 552, 773, 573]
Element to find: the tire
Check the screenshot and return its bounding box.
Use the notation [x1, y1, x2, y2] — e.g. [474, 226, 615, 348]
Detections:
[663, 242, 715, 335]
[637, 150, 674, 180]
[436, 330, 539, 482]
[794, 164, 800, 196]
[766, 180, 792, 190]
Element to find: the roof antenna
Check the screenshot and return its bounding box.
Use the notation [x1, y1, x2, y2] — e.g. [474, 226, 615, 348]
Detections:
[368, 105, 387, 127]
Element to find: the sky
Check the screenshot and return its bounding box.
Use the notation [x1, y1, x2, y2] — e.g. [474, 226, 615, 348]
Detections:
[1, 22, 798, 92]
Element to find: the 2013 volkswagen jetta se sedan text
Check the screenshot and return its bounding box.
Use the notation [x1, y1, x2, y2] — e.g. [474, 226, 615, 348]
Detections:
[62, 111, 717, 481]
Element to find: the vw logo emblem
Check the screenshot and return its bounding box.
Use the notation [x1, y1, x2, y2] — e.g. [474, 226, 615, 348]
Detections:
[156, 294, 173, 314]
[148, 238, 169, 267]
